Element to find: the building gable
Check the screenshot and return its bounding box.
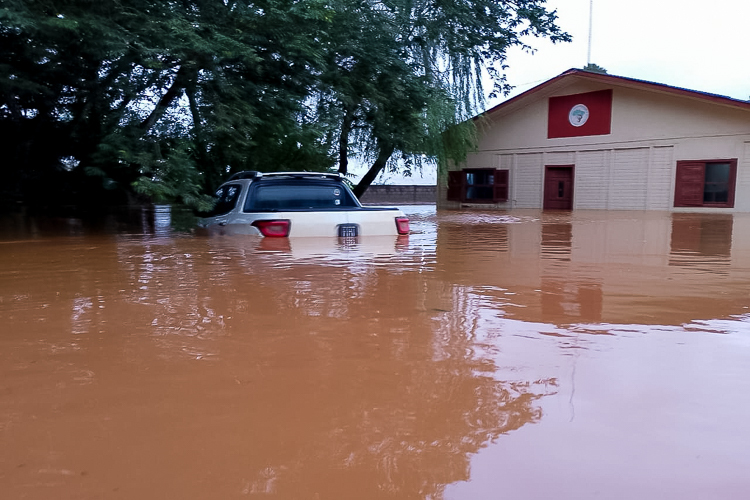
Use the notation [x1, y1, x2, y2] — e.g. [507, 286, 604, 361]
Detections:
[474, 72, 750, 153]
[447, 69, 750, 212]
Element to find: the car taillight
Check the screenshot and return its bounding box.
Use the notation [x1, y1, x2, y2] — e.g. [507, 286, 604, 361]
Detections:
[252, 219, 291, 237]
[395, 217, 410, 235]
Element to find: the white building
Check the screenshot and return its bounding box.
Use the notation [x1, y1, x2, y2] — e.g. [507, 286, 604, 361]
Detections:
[439, 69, 750, 212]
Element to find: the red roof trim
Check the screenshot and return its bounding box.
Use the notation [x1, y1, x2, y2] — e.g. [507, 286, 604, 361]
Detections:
[479, 68, 750, 119]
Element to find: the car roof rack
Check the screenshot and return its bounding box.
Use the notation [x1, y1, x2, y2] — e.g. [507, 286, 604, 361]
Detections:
[262, 172, 343, 180]
[227, 171, 343, 181]
[227, 171, 263, 181]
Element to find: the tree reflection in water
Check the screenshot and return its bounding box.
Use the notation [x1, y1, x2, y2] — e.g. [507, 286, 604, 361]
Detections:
[111, 235, 556, 497]
[4, 208, 750, 497]
[0, 232, 556, 498]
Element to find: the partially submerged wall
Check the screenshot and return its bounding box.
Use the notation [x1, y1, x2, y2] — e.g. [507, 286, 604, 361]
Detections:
[359, 185, 436, 205]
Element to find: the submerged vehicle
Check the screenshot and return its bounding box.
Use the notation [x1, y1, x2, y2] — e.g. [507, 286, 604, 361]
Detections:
[198, 171, 410, 237]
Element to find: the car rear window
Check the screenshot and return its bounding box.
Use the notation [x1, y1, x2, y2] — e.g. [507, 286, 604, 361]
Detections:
[244, 181, 359, 211]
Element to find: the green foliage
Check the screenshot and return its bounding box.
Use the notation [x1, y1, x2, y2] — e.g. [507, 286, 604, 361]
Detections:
[131, 141, 214, 211]
[583, 63, 608, 74]
[0, 0, 569, 209]
[314, 0, 570, 193]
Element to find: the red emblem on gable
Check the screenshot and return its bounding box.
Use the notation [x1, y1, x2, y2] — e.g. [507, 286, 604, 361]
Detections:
[548, 89, 613, 138]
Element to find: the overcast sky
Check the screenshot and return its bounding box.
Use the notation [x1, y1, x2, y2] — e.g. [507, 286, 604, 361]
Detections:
[366, 0, 750, 185]
[499, 0, 750, 104]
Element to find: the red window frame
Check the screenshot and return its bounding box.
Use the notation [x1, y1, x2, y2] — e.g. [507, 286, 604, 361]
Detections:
[447, 169, 509, 203]
[674, 159, 737, 208]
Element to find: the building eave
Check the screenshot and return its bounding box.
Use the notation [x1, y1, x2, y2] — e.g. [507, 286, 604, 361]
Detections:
[478, 69, 750, 121]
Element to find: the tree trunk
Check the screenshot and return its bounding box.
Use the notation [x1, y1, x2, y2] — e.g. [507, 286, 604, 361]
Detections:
[337, 106, 356, 175]
[352, 141, 394, 198]
[139, 62, 197, 134]
[186, 85, 202, 142]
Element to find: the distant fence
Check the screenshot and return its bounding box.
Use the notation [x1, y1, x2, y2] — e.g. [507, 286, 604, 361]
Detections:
[358, 185, 436, 205]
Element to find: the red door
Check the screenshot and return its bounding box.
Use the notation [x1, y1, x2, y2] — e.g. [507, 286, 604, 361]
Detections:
[544, 166, 574, 210]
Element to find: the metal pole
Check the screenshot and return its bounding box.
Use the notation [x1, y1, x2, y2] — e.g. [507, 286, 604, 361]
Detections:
[587, 0, 593, 66]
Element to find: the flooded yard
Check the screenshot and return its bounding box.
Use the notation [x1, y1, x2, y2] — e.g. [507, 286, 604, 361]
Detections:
[1, 207, 750, 499]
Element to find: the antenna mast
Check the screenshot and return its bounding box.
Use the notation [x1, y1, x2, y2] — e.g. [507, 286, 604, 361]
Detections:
[586, 0, 593, 66]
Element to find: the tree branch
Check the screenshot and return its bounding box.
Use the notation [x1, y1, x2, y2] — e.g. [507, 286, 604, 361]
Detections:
[139, 62, 197, 134]
[337, 105, 356, 175]
[352, 140, 394, 198]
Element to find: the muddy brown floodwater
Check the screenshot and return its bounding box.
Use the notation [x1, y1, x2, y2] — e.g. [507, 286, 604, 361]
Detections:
[2, 207, 750, 499]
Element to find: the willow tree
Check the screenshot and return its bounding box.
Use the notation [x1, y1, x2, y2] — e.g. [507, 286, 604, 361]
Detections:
[1, 0, 568, 210]
[316, 0, 570, 196]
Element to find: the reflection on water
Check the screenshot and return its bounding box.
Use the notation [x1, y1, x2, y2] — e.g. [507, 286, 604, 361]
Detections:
[541, 220, 572, 261]
[669, 213, 733, 271]
[1, 207, 750, 498]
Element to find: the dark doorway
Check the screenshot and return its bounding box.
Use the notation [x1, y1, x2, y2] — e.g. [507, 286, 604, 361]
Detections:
[543, 166, 574, 210]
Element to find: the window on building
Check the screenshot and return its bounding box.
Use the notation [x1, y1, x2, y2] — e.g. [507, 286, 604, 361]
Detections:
[447, 169, 509, 203]
[674, 159, 737, 208]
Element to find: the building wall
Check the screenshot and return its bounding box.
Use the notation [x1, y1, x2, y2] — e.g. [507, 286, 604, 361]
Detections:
[358, 185, 436, 205]
[442, 80, 750, 212]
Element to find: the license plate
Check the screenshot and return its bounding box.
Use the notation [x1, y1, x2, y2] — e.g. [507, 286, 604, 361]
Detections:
[337, 224, 359, 237]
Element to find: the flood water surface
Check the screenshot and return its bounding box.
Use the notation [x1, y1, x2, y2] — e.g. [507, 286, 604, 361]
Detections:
[1, 208, 750, 499]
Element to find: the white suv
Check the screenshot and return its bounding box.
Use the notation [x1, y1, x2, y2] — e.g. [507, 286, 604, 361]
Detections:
[198, 171, 410, 237]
